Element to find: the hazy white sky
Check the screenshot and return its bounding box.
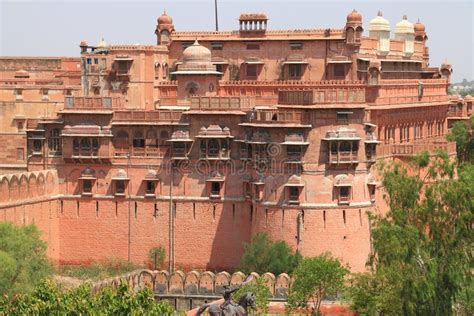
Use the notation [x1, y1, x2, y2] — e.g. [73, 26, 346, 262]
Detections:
[1, 0, 473, 82]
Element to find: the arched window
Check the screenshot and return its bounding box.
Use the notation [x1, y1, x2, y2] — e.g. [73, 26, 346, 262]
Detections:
[73, 138, 80, 151]
[330, 142, 338, 154]
[114, 130, 129, 149]
[159, 130, 169, 146]
[346, 28, 354, 44]
[133, 131, 145, 148]
[208, 139, 220, 157]
[340, 141, 351, 152]
[162, 63, 169, 80]
[154, 63, 161, 79]
[48, 128, 62, 153]
[92, 138, 99, 150]
[200, 140, 207, 157]
[146, 130, 158, 147]
[81, 138, 91, 150]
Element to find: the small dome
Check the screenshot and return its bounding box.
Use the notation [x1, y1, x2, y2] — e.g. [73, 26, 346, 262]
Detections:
[414, 19, 425, 32]
[369, 11, 390, 32]
[441, 58, 452, 68]
[182, 40, 211, 62]
[82, 168, 95, 177]
[80, 40, 88, 47]
[97, 38, 108, 49]
[115, 169, 128, 179]
[464, 95, 472, 102]
[158, 10, 173, 24]
[395, 15, 414, 34]
[347, 9, 362, 23]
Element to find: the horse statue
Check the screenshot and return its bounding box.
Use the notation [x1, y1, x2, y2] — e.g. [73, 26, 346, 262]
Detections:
[196, 291, 256, 316]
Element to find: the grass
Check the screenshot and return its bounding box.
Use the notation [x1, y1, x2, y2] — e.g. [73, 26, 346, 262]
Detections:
[55, 258, 142, 281]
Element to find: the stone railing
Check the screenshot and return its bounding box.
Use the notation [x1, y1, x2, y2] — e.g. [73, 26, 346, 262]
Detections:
[64, 96, 123, 110]
[279, 88, 366, 105]
[252, 109, 310, 124]
[113, 110, 183, 122]
[189, 96, 255, 111]
[377, 140, 456, 158]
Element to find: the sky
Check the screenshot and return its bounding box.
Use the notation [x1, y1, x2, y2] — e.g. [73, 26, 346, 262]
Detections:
[0, 0, 473, 82]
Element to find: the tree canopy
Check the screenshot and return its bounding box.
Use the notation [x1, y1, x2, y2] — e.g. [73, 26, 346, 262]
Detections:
[287, 253, 348, 315]
[0, 222, 52, 296]
[347, 153, 473, 315]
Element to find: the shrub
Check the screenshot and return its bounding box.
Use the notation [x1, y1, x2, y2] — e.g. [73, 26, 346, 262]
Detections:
[239, 233, 300, 275]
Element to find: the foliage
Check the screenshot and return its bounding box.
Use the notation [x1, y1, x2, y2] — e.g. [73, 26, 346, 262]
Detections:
[286, 253, 348, 315]
[56, 257, 139, 281]
[447, 116, 474, 163]
[0, 222, 52, 296]
[233, 277, 271, 314]
[0, 279, 174, 315]
[148, 246, 166, 270]
[346, 153, 473, 316]
[239, 233, 301, 275]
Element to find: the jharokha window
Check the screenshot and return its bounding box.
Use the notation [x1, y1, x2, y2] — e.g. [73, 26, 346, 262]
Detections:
[146, 181, 156, 195]
[211, 182, 221, 196]
[288, 186, 300, 204]
[73, 137, 99, 156]
[338, 186, 351, 204]
[83, 179, 92, 194]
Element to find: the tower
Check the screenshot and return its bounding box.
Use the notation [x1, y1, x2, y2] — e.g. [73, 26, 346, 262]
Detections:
[345, 9, 363, 46]
[155, 10, 175, 45]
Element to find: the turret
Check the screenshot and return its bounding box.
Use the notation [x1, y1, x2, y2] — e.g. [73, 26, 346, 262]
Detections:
[395, 15, 415, 56]
[155, 10, 175, 45]
[345, 9, 363, 46]
[369, 11, 390, 55]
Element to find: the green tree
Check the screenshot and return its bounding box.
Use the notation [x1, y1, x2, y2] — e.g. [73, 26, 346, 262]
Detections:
[286, 253, 348, 315]
[0, 222, 52, 296]
[148, 246, 166, 270]
[233, 277, 271, 314]
[447, 116, 474, 163]
[0, 279, 174, 315]
[347, 154, 473, 316]
[239, 233, 301, 275]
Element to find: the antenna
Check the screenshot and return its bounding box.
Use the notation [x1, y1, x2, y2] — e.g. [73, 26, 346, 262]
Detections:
[215, 0, 219, 31]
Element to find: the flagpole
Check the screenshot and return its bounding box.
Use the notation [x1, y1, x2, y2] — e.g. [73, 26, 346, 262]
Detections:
[215, 0, 219, 31]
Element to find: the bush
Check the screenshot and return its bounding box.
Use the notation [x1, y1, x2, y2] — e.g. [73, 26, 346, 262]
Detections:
[0, 279, 174, 315]
[239, 233, 301, 275]
[56, 257, 139, 280]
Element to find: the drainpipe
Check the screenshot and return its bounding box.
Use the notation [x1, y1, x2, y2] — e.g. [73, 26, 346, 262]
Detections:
[127, 153, 132, 262]
[168, 162, 174, 272]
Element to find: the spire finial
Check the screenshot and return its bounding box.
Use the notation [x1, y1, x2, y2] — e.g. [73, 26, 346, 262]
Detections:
[377, 10, 383, 17]
[403, 14, 407, 20]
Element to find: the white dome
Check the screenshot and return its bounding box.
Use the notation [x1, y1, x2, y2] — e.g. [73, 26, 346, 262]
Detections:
[395, 16, 414, 34]
[97, 38, 108, 49]
[369, 11, 390, 32]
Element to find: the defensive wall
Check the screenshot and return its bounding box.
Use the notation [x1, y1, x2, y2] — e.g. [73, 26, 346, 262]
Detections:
[0, 169, 372, 272]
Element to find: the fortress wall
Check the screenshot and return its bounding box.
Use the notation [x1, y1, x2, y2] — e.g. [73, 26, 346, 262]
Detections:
[0, 170, 60, 261]
[251, 206, 372, 272]
[174, 201, 251, 271]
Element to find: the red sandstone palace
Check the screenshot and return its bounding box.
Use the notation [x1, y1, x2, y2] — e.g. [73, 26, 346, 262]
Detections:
[0, 10, 471, 272]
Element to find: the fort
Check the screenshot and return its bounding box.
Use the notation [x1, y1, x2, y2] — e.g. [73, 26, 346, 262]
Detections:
[0, 9, 471, 274]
